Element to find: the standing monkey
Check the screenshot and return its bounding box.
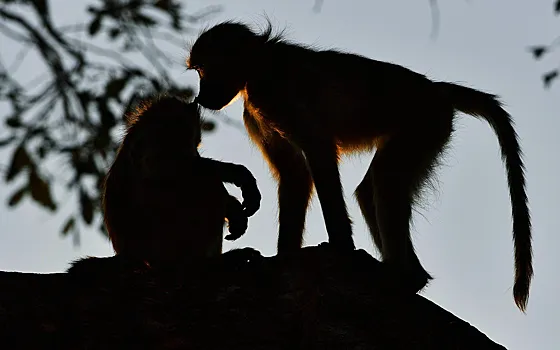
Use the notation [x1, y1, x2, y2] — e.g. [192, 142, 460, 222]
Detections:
[186, 21, 533, 311]
[103, 94, 261, 265]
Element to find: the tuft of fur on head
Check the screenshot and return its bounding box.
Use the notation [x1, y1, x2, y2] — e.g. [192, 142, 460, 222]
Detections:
[257, 16, 290, 46]
[123, 93, 196, 129]
[188, 19, 290, 59]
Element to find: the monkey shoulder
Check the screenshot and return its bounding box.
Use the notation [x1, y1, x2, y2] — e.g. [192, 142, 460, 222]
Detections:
[244, 70, 313, 111]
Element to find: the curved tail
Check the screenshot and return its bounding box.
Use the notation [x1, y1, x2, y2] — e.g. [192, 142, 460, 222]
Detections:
[435, 81, 533, 312]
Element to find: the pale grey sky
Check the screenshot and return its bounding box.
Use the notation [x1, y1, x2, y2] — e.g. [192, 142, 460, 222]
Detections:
[0, 1, 558, 349]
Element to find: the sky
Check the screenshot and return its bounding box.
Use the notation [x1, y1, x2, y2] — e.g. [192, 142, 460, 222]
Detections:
[1, 0, 559, 349]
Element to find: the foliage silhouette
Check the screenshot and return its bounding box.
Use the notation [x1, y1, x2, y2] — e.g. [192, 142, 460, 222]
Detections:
[527, 1, 560, 88]
[0, 0, 224, 244]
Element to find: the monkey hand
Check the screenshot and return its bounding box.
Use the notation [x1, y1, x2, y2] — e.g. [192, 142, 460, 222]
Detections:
[232, 164, 261, 217]
[198, 158, 261, 217]
[224, 194, 249, 241]
[224, 216, 248, 241]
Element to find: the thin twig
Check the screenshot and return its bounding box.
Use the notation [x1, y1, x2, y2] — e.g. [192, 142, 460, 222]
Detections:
[56, 23, 88, 33]
[428, 0, 440, 40]
[134, 27, 172, 84]
[28, 0, 85, 67]
[140, 26, 176, 67]
[65, 37, 137, 68]
[8, 44, 32, 74]
[0, 20, 31, 43]
[135, 29, 187, 51]
[312, 0, 324, 13]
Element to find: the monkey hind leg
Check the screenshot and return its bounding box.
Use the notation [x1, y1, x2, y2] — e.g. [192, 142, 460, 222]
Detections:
[354, 168, 383, 254]
[373, 112, 454, 294]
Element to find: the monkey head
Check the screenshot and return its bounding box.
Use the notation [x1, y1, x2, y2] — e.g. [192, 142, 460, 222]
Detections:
[187, 21, 265, 110]
[121, 95, 203, 178]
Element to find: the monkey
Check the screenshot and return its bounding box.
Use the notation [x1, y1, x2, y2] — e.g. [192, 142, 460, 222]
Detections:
[186, 21, 532, 311]
[102, 94, 261, 267]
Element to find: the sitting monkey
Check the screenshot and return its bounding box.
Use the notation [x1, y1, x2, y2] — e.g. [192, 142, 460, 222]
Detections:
[102, 94, 261, 266]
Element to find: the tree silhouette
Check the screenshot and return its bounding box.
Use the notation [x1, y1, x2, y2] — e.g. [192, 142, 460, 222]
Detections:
[0, 0, 223, 244]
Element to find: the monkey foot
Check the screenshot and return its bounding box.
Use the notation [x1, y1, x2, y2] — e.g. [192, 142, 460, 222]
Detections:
[382, 262, 433, 295]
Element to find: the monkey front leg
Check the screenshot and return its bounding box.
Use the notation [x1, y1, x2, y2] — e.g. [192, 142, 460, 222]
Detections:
[257, 135, 314, 253]
[197, 157, 261, 217]
[299, 139, 356, 251]
[242, 108, 314, 253]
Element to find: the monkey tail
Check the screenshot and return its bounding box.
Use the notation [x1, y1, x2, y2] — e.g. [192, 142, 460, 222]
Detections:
[435, 81, 533, 313]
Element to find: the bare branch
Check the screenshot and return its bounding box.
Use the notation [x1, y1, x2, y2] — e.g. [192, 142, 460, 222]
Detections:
[428, 0, 440, 40]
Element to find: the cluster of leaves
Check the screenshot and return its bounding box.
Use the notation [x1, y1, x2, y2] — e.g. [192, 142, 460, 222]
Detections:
[528, 0, 560, 88]
[0, 0, 221, 244]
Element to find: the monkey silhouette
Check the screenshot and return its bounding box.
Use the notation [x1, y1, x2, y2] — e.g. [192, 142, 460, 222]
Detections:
[103, 94, 261, 266]
[187, 21, 532, 311]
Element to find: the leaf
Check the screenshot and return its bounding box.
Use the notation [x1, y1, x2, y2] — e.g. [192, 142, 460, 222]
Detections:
[528, 46, 547, 60]
[5, 145, 32, 182]
[29, 170, 57, 211]
[80, 189, 94, 224]
[93, 128, 111, 150]
[154, 0, 171, 11]
[0, 136, 15, 147]
[61, 217, 76, 236]
[543, 70, 559, 88]
[201, 121, 215, 132]
[105, 77, 128, 102]
[134, 13, 157, 27]
[88, 16, 102, 36]
[150, 78, 162, 91]
[108, 27, 121, 40]
[5, 115, 22, 128]
[96, 98, 117, 129]
[99, 222, 109, 238]
[37, 144, 48, 159]
[7, 186, 28, 207]
[172, 16, 181, 31]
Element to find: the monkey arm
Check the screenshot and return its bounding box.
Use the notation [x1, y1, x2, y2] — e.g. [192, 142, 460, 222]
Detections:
[197, 157, 261, 217]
